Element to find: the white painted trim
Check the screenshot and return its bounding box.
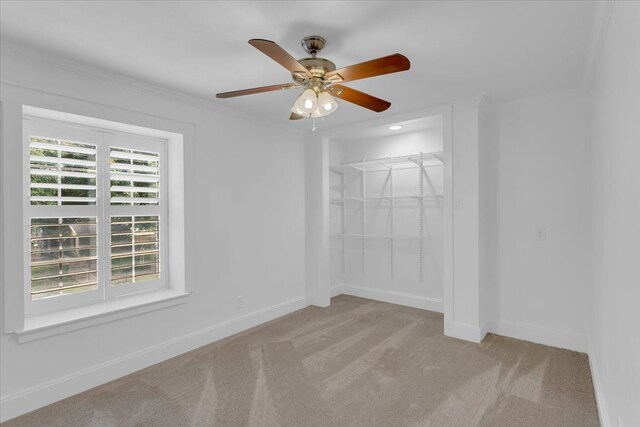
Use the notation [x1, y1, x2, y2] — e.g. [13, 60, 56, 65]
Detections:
[588, 340, 611, 427]
[488, 320, 587, 353]
[0, 295, 309, 423]
[304, 136, 331, 308]
[306, 296, 330, 308]
[319, 136, 331, 306]
[18, 290, 189, 343]
[330, 285, 346, 298]
[337, 284, 443, 313]
[449, 321, 484, 343]
[441, 105, 454, 338]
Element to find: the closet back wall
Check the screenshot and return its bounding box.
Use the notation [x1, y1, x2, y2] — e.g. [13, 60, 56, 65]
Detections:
[330, 127, 444, 311]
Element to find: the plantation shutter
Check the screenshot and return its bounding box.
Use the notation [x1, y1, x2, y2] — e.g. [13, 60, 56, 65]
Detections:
[24, 116, 169, 316]
[26, 119, 101, 303]
[110, 147, 160, 205]
[29, 130, 97, 206]
[107, 133, 165, 288]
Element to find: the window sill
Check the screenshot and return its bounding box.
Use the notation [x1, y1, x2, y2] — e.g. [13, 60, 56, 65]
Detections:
[16, 289, 189, 343]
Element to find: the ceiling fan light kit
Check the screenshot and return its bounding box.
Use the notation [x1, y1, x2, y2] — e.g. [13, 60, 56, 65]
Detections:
[291, 88, 339, 119]
[293, 88, 318, 115]
[216, 35, 411, 123]
[318, 91, 339, 114]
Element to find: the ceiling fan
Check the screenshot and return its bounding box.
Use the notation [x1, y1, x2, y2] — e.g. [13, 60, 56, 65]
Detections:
[215, 36, 411, 121]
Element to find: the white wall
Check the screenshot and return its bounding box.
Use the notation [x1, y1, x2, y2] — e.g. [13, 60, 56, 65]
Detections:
[489, 89, 591, 352]
[589, 2, 640, 425]
[0, 43, 308, 420]
[328, 128, 444, 310]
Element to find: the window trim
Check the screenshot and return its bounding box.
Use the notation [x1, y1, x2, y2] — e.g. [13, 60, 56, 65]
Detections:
[17, 289, 189, 343]
[2, 102, 191, 341]
[23, 116, 169, 316]
[1, 93, 192, 338]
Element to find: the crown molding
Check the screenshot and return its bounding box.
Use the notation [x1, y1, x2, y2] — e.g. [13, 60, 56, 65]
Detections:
[0, 40, 309, 136]
[582, 1, 615, 89]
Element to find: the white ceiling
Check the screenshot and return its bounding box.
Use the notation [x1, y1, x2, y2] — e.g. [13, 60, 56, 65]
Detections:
[330, 115, 443, 144]
[0, 1, 596, 130]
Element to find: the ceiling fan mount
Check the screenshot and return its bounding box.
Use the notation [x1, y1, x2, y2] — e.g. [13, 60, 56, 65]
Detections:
[300, 35, 326, 56]
[215, 35, 411, 121]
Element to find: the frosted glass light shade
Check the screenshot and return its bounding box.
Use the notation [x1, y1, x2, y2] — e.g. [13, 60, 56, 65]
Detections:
[291, 103, 309, 117]
[294, 89, 317, 114]
[317, 91, 338, 115]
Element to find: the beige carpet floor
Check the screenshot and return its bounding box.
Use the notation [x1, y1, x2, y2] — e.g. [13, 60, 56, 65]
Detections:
[4, 295, 599, 427]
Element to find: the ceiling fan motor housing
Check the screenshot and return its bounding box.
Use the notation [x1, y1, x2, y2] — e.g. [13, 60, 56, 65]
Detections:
[292, 57, 336, 83]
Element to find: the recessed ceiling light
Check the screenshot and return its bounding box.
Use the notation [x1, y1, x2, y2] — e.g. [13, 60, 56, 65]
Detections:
[389, 125, 402, 130]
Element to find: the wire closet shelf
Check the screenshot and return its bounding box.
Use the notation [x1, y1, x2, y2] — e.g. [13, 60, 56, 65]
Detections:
[329, 151, 443, 173]
[329, 151, 443, 281]
[329, 151, 444, 206]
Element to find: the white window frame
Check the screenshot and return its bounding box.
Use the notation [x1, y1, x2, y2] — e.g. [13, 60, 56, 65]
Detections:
[23, 116, 169, 316]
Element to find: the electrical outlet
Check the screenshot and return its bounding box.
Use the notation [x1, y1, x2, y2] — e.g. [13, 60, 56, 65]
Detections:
[236, 296, 244, 310]
[534, 227, 547, 242]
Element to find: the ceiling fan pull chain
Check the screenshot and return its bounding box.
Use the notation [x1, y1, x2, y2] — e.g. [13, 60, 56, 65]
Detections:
[312, 118, 317, 132]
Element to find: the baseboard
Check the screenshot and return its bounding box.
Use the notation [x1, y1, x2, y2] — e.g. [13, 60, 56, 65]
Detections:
[488, 319, 588, 353]
[588, 339, 610, 427]
[336, 284, 443, 313]
[446, 321, 484, 343]
[330, 285, 345, 298]
[0, 295, 309, 423]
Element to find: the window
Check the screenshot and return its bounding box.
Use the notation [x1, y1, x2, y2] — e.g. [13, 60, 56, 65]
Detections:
[24, 116, 168, 315]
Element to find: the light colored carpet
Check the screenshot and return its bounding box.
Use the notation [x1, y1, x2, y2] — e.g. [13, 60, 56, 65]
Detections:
[4, 295, 599, 426]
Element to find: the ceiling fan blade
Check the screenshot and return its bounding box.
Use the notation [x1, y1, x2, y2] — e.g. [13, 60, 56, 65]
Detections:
[325, 54, 410, 83]
[329, 85, 391, 112]
[216, 83, 300, 99]
[248, 39, 312, 78]
[289, 112, 304, 120]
